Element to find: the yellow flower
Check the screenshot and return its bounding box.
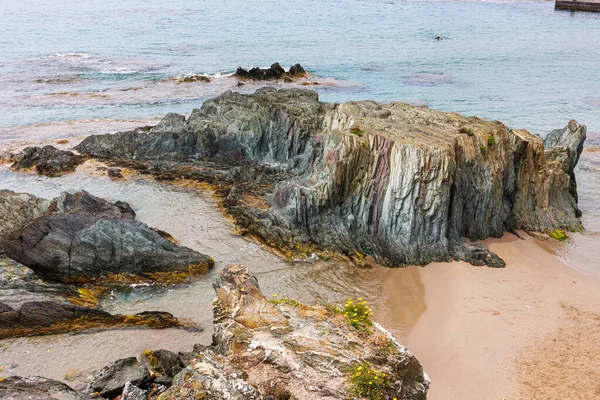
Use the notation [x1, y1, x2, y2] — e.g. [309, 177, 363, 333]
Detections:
[357, 366, 363, 371]
[272, 294, 277, 297]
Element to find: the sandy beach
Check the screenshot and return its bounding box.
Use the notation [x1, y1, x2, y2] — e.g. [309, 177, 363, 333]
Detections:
[379, 233, 600, 399]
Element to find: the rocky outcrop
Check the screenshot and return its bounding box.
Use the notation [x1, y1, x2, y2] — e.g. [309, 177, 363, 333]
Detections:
[3, 265, 428, 399]
[160, 264, 429, 399]
[0, 376, 91, 400]
[544, 119, 587, 208]
[235, 62, 307, 80]
[75, 88, 585, 267]
[1, 190, 213, 283]
[10, 145, 85, 176]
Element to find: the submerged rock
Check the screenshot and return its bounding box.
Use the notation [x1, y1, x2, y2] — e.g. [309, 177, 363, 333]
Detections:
[75, 88, 585, 267]
[160, 264, 429, 399]
[0, 190, 214, 283]
[235, 62, 307, 80]
[10, 145, 85, 176]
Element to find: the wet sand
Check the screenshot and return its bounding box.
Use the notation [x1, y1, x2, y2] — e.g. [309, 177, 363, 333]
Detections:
[386, 233, 600, 400]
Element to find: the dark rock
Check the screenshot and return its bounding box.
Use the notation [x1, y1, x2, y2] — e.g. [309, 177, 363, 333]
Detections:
[86, 357, 150, 399]
[288, 63, 306, 77]
[10, 145, 85, 176]
[2, 190, 213, 283]
[75, 88, 584, 268]
[234, 63, 307, 81]
[142, 349, 187, 384]
[0, 375, 89, 400]
[121, 381, 147, 400]
[107, 168, 123, 179]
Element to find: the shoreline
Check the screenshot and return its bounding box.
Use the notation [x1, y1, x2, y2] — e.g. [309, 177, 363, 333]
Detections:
[382, 232, 600, 399]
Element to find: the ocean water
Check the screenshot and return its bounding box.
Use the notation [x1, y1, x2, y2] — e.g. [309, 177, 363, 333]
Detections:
[1, 0, 600, 136]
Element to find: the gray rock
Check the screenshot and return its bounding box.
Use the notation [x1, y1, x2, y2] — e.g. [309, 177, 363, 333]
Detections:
[0, 375, 90, 400]
[544, 119, 587, 207]
[1, 190, 213, 282]
[107, 168, 123, 179]
[0, 190, 49, 244]
[75, 88, 585, 268]
[10, 145, 85, 176]
[87, 357, 150, 398]
[121, 381, 147, 400]
[142, 349, 186, 384]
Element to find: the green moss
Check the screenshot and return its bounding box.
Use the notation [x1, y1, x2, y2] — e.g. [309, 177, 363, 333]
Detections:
[347, 362, 390, 400]
[480, 145, 487, 158]
[549, 229, 569, 241]
[488, 133, 496, 146]
[343, 298, 373, 333]
[459, 127, 475, 136]
[350, 128, 364, 137]
[268, 294, 300, 307]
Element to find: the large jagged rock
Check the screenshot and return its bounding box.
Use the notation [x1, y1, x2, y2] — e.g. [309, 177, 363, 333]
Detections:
[0, 376, 90, 400]
[544, 119, 587, 209]
[86, 357, 150, 398]
[1, 190, 213, 283]
[159, 265, 429, 399]
[10, 145, 85, 176]
[76, 88, 585, 267]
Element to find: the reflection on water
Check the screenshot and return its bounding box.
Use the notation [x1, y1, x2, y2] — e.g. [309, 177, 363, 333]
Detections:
[0, 164, 427, 382]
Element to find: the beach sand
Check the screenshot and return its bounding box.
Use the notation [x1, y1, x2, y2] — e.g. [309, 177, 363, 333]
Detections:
[381, 232, 600, 399]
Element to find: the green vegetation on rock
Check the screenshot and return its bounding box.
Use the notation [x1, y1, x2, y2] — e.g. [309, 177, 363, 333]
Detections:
[549, 229, 569, 241]
[268, 294, 300, 306]
[343, 298, 374, 332]
[488, 133, 496, 146]
[347, 362, 390, 400]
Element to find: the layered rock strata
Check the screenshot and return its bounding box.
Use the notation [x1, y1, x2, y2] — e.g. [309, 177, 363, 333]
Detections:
[75, 88, 585, 267]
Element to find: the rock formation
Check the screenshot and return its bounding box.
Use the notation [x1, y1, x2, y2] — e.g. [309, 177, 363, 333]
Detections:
[10, 145, 85, 176]
[543, 119, 587, 209]
[7, 264, 428, 399]
[235, 62, 307, 80]
[75, 88, 585, 267]
[1, 190, 213, 283]
[159, 264, 429, 399]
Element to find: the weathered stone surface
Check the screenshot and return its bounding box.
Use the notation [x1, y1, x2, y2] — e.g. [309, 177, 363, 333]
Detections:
[0, 375, 90, 400]
[87, 357, 150, 398]
[75, 88, 585, 267]
[160, 265, 429, 399]
[0, 190, 49, 244]
[10, 145, 85, 176]
[235, 62, 306, 81]
[121, 381, 148, 400]
[544, 119, 587, 207]
[1, 190, 213, 282]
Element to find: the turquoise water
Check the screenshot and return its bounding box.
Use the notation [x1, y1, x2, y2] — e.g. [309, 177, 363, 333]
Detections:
[1, 0, 600, 136]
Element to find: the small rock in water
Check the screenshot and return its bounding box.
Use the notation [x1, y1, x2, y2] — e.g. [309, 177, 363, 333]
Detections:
[10, 145, 85, 177]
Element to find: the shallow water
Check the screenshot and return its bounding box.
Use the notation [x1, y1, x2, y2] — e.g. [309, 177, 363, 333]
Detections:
[0, 164, 426, 383]
[1, 0, 600, 388]
[1, 0, 600, 136]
